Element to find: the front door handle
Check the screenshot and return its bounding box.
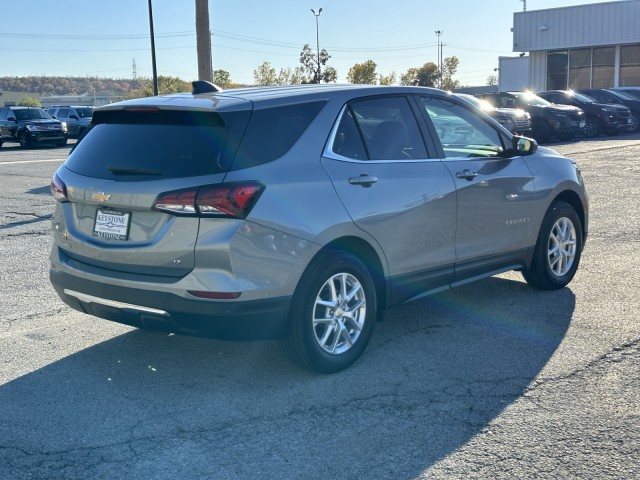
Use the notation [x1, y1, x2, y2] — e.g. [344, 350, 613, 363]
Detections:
[456, 169, 478, 181]
[349, 174, 378, 188]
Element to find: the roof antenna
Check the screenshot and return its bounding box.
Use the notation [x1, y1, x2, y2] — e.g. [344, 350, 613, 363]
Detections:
[192, 81, 222, 94]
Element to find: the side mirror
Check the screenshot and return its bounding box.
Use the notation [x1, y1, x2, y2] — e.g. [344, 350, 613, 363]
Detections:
[70, 114, 78, 120]
[513, 135, 537, 155]
[51, 115, 57, 119]
[7, 116, 16, 122]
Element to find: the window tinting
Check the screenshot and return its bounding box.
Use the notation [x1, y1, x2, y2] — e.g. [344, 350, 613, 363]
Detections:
[232, 101, 326, 170]
[64, 110, 250, 180]
[332, 96, 428, 161]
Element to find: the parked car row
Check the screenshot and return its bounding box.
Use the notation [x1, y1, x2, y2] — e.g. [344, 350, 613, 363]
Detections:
[474, 89, 636, 143]
[0, 106, 68, 148]
[0, 105, 93, 149]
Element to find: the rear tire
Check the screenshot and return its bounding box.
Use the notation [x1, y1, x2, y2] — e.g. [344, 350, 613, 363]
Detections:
[281, 250, 377, 373]
[522, 201, 583, 290]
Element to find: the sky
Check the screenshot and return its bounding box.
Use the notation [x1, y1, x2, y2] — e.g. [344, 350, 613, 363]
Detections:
[0, 0, 614, 87]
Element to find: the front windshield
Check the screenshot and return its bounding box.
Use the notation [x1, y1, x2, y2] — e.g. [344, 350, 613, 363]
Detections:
[514, 92, 551, 107]
[607, 90, 636, 101]
[13, 109, 52, 121]
[457, 94, 494, 112]
[571, 92, 597, 103]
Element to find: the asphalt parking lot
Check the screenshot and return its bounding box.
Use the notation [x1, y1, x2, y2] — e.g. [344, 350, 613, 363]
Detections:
[0, 133, 639, 479]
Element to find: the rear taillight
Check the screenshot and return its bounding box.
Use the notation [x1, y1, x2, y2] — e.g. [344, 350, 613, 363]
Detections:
[50, 172, 68, 202]
[153, 182, 265, 219]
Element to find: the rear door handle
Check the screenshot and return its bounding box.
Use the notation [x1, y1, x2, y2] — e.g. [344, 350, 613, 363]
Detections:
[349, 174, 378, 188]
[456, 169, 478, 181]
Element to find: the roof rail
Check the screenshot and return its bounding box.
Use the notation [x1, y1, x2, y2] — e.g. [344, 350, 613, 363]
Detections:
[192, 81, 223, 94]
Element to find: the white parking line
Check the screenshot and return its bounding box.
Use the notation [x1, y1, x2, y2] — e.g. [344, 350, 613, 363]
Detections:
[0, 158, 66, 165]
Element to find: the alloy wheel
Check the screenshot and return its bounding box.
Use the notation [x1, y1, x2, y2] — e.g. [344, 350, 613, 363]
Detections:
[312, 272, 366, 355]
[547, 216, 577, 277]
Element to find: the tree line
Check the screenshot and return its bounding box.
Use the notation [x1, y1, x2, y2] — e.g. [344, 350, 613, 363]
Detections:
[2, 44, 464, 104]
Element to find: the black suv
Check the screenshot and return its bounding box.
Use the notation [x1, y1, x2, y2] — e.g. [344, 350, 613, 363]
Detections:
[0, 107, 68, 148]
[477, 91, 585, 143]
[577, 88, 640, 133]
[538, 90, 632, 137]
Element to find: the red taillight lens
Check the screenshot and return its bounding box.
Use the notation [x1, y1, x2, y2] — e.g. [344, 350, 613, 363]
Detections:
[152, 188, 198, 214]
[50, 172, 68, 202]
[152, 182, 264, 219]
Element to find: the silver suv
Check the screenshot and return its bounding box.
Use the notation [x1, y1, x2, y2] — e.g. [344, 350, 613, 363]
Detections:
[47, 105, 93, 137]
[50, 84, 588, 373]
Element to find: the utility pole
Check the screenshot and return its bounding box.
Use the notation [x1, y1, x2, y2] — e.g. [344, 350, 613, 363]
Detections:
[196, 0, 213, 82]
[147, 0, 158, 95]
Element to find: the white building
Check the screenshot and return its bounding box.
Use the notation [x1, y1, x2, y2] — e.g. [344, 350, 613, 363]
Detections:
[510, 0, 640, 91]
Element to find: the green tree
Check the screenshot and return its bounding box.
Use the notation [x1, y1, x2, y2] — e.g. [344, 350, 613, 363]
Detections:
[276, 66, 305, 85]
[254, 61, 277, 86]
[440, 56, 461, 91]
[125, 76, 191, 98]
[212, 69, 232, 88]
[322, 66, 338, 83]
[347, 60, 377, 84]
[379, 72, 397, 85]
[299, 44, 335, 83]
[18, 95, 41, 107]
[400, 63, 438, 87]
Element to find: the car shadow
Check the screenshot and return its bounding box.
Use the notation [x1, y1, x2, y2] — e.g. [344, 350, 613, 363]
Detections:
[0, 275, 574, 479]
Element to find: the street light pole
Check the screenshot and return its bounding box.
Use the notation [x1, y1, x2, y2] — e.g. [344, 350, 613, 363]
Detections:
[435, 30, 443, 89]
[311, 8, 322, 83]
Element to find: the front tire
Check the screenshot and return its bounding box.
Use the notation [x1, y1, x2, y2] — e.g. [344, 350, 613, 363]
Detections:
[584, 116, 601, 138]
[281, 250, 377, 373]
[522, 201, 583, 290]
[532, 120, 551, 143]
[18, 132, 31, 149]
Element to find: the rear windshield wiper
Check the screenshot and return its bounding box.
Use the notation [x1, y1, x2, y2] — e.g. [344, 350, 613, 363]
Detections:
[107, 166, 162, 176]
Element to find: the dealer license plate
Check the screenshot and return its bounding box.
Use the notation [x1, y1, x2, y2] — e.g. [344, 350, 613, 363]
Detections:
[93, 209, 131, 241]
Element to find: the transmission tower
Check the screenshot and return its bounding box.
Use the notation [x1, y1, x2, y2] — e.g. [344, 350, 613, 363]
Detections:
[132, 59, 137, 80]
[521, 0, 527, 11]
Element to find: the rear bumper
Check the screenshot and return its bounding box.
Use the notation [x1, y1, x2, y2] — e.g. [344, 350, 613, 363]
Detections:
[50, 268, 291, 340]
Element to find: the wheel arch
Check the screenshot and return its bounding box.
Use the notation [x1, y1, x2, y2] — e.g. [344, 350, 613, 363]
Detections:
[550, 190, 588, 248]
[319, 236, 387, 313]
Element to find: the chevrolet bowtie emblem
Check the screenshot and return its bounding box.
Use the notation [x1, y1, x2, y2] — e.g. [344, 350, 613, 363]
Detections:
[92, 192, 112, 202]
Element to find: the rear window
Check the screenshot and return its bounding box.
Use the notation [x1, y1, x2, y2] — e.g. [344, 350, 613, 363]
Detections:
[64, 109, 250, 180]
[232, 101, 326, 170]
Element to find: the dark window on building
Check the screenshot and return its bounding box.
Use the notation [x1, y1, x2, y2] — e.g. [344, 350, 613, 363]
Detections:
[569, 49, 591, 89]
[592, 47, 615, 88]
[621, 44, 640, 87]
[547, 50, 568, 90]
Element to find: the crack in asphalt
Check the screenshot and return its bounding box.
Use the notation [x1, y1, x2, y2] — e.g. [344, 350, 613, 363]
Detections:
[525, 338, 640, 395]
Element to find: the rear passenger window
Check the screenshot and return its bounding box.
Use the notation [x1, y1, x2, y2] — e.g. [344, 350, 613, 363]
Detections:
[331, 96, 428, 161]
[233, 101, 326, 169]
